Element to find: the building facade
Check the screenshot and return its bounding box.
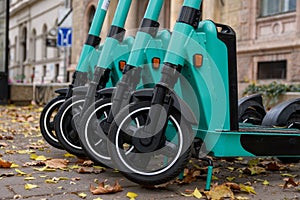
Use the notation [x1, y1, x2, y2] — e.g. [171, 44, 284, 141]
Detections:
[9, 0, 72, 84]
[203, 0, 300, 95]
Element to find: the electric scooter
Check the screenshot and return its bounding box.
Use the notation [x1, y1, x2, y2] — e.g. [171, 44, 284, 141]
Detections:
[77, 0, 174, 167]
[106, 0, 300, 189]
[39, 0, 110, 149]
[54, 0, 134, 157]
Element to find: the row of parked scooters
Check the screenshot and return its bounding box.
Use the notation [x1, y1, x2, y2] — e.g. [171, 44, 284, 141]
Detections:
[39, 0, 300, 189]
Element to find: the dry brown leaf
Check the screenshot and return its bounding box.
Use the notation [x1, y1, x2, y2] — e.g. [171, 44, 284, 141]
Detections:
[0, 159, 12, 168]
[23, 161, 45, 167]
[283, 177, 299, 189]
[205, 185, 235, 200]
[82, 160, 94, 167]
[45, 159, 69, 169]
[0, 142, 8, 147]
[225, 182, 241, 191]
[77, 167, 104, 174]
[90, 180, 123, 195]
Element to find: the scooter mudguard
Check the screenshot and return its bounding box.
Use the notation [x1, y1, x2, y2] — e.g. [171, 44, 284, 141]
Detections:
[132, 88, 197, 125]
[54, 88, 68, 96]
[262, 98, 300, 127]
[238, 93, 266, 125]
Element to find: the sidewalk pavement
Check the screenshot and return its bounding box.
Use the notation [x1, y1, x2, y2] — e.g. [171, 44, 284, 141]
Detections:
[0, 105, 299, 200]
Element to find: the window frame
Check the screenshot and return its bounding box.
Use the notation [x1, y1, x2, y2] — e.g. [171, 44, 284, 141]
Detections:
[260, 0, 296, 17]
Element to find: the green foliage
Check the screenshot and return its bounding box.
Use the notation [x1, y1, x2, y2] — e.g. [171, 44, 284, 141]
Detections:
[243, 82, 300, 108]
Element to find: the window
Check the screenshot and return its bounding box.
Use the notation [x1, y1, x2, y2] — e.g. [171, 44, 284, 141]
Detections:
[257, 60, 287, 79]
[261, 0, 296, 17]
[42, 24, 47, 58]
[31, 29, 36, 62]
[21, 27, 27, 62]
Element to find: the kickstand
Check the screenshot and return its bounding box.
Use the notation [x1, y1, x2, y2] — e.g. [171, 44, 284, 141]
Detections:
[199, 157, 213, 191]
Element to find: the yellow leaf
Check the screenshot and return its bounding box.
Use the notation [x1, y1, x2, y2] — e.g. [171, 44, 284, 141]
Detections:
[93, 198, 103, 200]
[181, 192, 193, 197]
[24, 177, 36, 181]
[64, 152, 76, 158]
[30, 154, 38, 160]
[192, 188, 202, 199]
[78, 192, 87, 199]
[69, 165, 80, 169]
[127, 192, 138, 200]
[58, 177, 69, 180]
[212, 175, 219, 180]
[15, 169, 27, 175]
[45, 179, 58, 184]
[236, 157, 244, 161]
[207, 185, 235, 200]
[57, 186, 63, 189]
[263, 180, 269, 185]
[239, 184, 256, 194]
[35, 155, 47, 161]
[10, 163, 19, 168]
[281, 173, 298, 178]
[227, 167, 235, 171]
[33, 166, 56, 172]
[24, 183, 38, 190]
[226, 177, 236, 181]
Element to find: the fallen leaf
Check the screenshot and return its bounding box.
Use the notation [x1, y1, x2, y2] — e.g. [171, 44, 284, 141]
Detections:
[24, 177, 36, 181]
[243, 166, 266, 175]
[23, 161, 45, 167]
[283, 177, 299, 188]
[225, 182, 241, 191]
[0, 172, 14, 177]
[226, 177, 236, 182]
[77, 167, 104, 174]
[0, 159, 12, 168]
[93, 198, 103, 200]
[227, 167, 235, 171]
[82, 160, 94, 166]
[15, 169, 27, 176]
[64, 152, 76, 158]
[127, 192, 138, 200]
[239, 184, 256, 194]
[236, 196, 249, 200]
[262, 180, 269, 185]
[205, 185, 234, 200]
[281, 173, 298, 178]
[78, 192, 87, 199]
[10, 163, 19, 168]
[45, 159, 69, 169]
[24, 183, 38, 190]
[90, 180, 123, 195]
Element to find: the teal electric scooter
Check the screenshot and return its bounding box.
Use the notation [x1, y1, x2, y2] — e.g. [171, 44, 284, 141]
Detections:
[77, 0, 175, 167]
[39, 0, 110, 149]
[54, 0, 134, 157]
[107, 0, 300, 189]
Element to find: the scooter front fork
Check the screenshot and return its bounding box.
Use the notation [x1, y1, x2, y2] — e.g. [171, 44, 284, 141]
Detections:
[102, 66, 142, 134]
[137, 63, 181, 150]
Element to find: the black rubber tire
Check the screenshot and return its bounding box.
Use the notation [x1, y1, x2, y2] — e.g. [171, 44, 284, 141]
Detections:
[39, 96, 65, 149]
[239, 107, 264, 125]
[277, 114, 300, 164]
[55, 96, 86, 157]
[78, 98, 113, 167]
[108, 101, 193, 186]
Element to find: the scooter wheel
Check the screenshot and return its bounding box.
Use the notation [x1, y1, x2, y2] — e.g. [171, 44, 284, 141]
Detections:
[39, 96, 65, 149]
[78, 98, 113, 167]
[277, 114, 300, 164]
[107, 101, 193, 186]
[55, 96, 86, 157]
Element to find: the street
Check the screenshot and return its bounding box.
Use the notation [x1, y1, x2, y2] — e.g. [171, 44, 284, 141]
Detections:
[0, 105, 299, 200]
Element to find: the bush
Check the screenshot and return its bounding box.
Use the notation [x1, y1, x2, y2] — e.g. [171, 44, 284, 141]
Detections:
[243, 82, 300, 108]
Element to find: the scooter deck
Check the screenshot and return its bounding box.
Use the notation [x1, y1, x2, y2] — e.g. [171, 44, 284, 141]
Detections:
[197, 123, 300, 157]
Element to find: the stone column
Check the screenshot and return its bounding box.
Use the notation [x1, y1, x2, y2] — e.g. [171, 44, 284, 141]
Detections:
[170, 0, 183, 30]
[126, 0, 138, 29]
[203, 0, 220, 22]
